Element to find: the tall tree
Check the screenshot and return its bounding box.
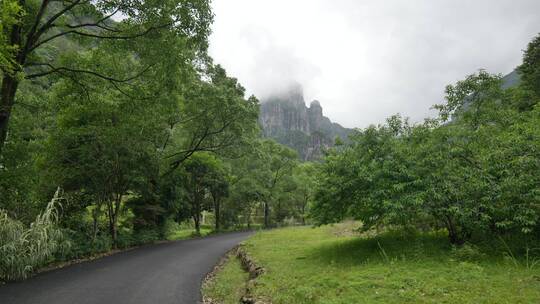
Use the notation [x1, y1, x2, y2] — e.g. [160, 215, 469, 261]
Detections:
[42, 45, 163, 247]
[258, 140, 297, 228]
[208, 163, 229, 231]
[162, 65, 259, 172]
[0, 0, 213, 156]
[181, 152, 222, 235]
[292, 162, 318, 225]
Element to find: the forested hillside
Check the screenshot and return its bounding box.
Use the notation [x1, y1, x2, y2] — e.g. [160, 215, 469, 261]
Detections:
[0, 0, 311, 281]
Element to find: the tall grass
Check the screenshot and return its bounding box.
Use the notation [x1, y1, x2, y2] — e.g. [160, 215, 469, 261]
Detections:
[0, 188, 66, 281]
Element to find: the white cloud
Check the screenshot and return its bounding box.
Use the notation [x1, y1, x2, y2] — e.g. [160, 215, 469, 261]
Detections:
[209, 0, 540, 128]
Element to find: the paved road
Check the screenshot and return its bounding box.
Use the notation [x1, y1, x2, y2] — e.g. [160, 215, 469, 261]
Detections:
[0, 232, 252, 304]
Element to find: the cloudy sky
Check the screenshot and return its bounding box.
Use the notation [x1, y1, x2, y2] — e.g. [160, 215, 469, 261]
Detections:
[208, 0, 540, 128]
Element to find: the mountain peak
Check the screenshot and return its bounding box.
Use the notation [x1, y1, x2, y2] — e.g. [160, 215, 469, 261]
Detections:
[263, 82, 305, 107]
[310, 100, 321, 108]
[259, 84, 351, 160]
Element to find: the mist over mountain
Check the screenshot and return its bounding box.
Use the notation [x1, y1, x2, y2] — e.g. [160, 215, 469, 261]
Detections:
[259, 83, 352, 160]
[259, 69, 521, 160]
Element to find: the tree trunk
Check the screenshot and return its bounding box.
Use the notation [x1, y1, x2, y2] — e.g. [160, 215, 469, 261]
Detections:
[112, 198, 121, 247]
[110, 220, 118, 247]
[214, 198, 220, 231]
[92, 207, 99, 242]
[106, 196, 122, 248]
[0, 19, 24, 156]
[193, 185, 202, 235]
[0, 75, 19, 156]
[301, 204, 306, 225]
[445, 214, 469, 245]
[107, 202, 115, 246]
[246, 206, 252, 229]
[264, 201, 270, 228]
[193, 213, 201, 235]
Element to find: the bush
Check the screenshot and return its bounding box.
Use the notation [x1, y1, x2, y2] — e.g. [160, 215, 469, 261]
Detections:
[132, 229, 161, 246]
[0, 189, 66, 281]
[452, 243, 486, 262]
[58, 232, 113, 260]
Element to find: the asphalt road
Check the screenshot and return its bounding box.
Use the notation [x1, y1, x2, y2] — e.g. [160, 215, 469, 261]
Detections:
[0, 231, 252, 304]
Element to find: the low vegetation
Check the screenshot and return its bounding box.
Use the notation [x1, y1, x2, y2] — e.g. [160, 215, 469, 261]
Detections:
[203, 253, 249, 304]
[206, 224, 540, 304]
[0, 189, 65, 281]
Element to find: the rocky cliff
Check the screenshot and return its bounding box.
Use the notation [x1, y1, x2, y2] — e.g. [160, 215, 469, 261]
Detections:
[259, 84, 352, 160]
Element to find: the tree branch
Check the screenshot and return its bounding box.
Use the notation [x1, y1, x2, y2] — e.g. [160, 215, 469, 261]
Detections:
[30, 21, 171, 52]
[24, 62, 151, 82]
[32, 0, 87, 44]
[20, 0, 52, 62]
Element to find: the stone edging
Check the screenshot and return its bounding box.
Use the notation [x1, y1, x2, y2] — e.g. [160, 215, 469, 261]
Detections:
[201, 245, 240, 304]
[202, 245, 269, 304]
[237, 246, 266, 304]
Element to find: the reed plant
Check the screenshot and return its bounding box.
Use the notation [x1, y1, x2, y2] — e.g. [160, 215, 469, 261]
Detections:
[0, 188, 66, 281]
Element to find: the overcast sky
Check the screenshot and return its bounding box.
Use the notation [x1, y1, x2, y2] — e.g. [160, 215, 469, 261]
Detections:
[208, 0, 540, 128]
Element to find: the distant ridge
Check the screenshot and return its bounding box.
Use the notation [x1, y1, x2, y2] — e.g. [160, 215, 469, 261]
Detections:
[501, 69, 521, 89]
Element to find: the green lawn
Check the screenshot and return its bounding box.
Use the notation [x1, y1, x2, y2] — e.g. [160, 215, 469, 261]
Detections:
[207, 224, 540, 304]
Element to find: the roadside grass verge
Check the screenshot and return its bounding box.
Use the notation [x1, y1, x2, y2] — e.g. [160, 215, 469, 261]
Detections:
[203, 252, 249, 304]
[209, 224, 540, 303]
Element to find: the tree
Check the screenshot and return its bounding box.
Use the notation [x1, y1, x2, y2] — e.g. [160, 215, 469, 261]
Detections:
[312, 67, 540, 244]
[162, 65, 259, 172]
[518, 33, 540, 98]
[312, 115, 423, 232]
[181, 152, 223, 235]
[228, 177, 265, 228]
[514, 33, 540, 111]
[258, 140, 298, 228]
[292, 162, 318, 225]
[0, 0, 213, 156]
[207, 159, 229, 231]
[0, 0, 22, 75]
[42, 50, 162, 246]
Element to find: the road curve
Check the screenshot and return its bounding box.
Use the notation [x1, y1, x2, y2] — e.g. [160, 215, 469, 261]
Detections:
[0, 231, 252, 304]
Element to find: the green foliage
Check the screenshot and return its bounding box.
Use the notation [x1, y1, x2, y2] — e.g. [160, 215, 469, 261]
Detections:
[312, 35, 540, 245]
[0, 0, 22, 75]
[451, 243, 486, 262]
[0, 189, 66, 281]
[518, 33, 540, 101]
[175, 152, 230, 234]
[0, 0, 300, 272]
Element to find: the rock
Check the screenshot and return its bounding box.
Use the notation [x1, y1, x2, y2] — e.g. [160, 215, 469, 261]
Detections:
[259, 83, 352, 160]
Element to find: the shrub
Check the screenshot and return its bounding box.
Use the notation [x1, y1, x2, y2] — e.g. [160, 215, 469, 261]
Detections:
[0, 188, 66, 281]
[451, 243, 486, 262]
[132, 229, 161, 246]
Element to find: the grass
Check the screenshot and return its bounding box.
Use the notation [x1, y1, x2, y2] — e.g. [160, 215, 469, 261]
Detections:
[203, 254, 249, 304]
[166, 227, 213, 241]
[210, 223, 540, 304]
